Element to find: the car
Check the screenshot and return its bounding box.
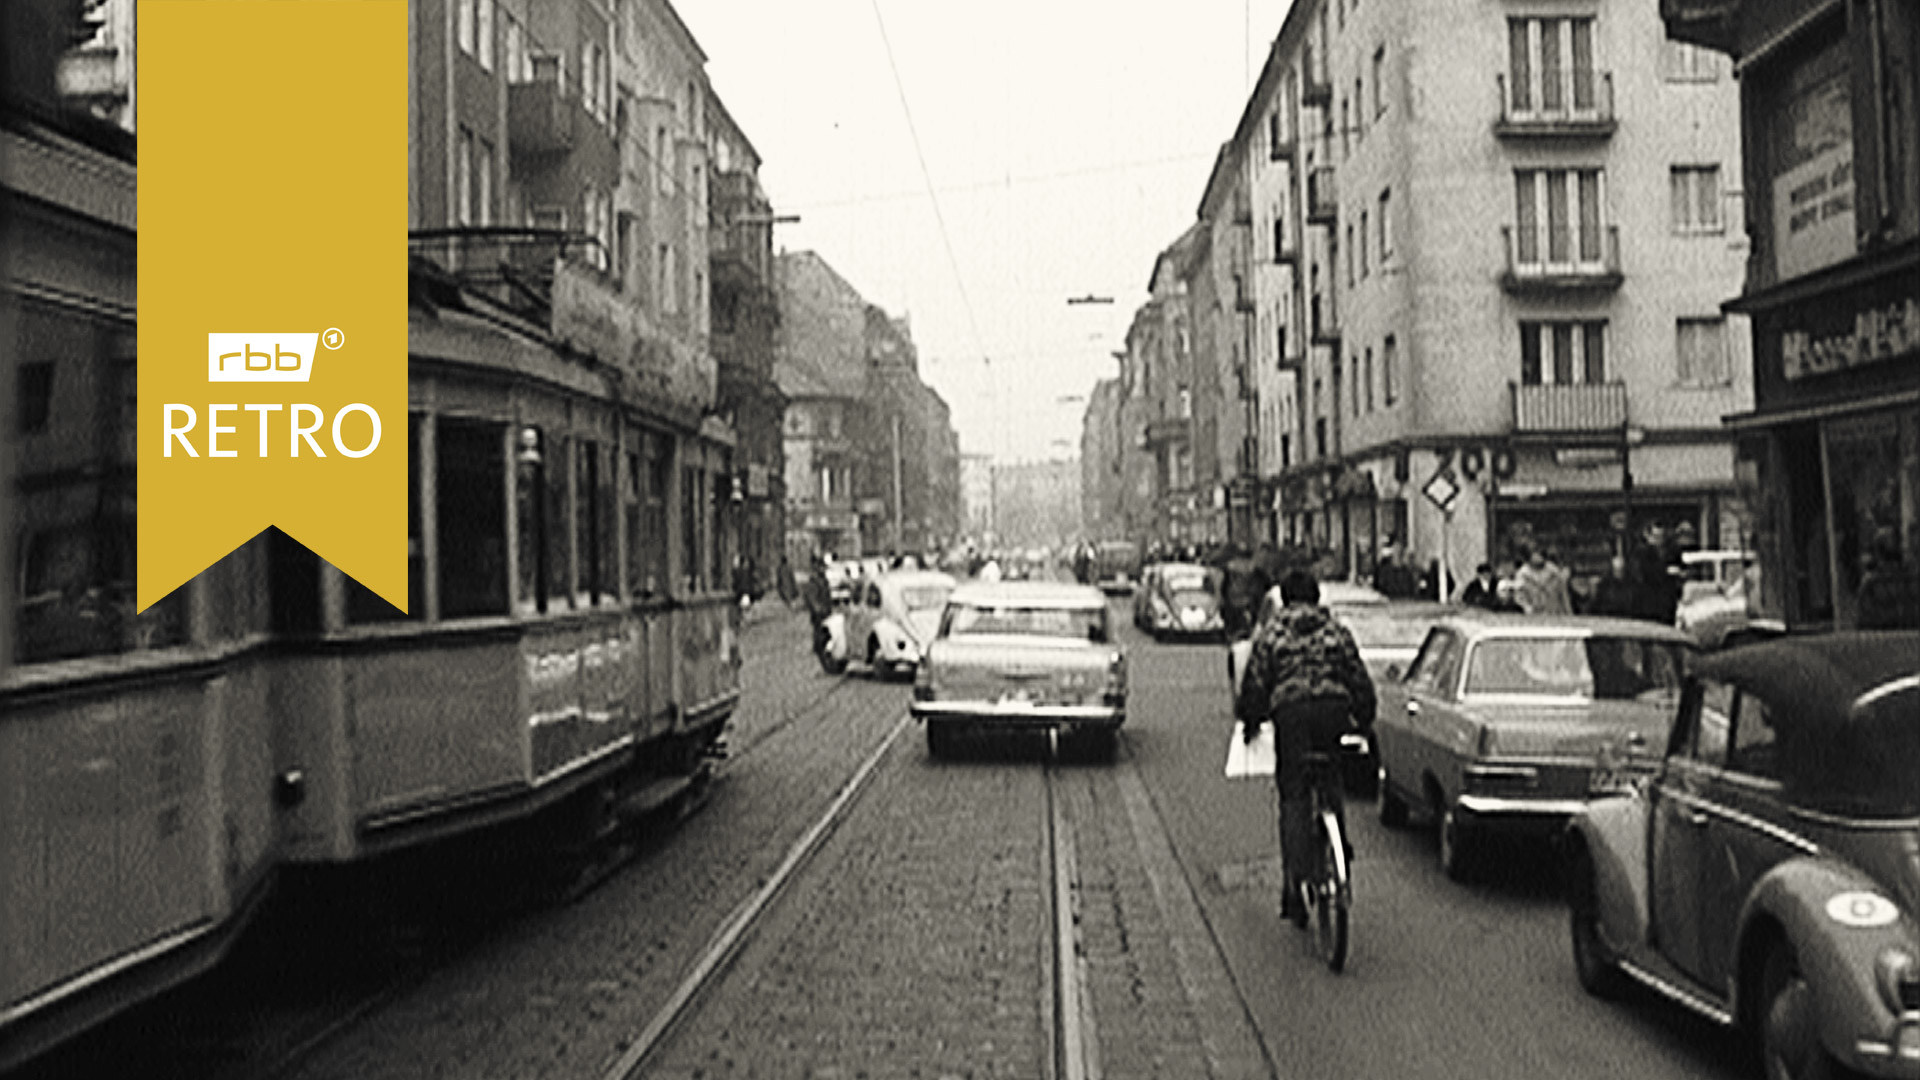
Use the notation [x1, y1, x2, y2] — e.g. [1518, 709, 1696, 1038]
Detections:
[1339, 601, 1461, 683]
[822, 559, 860, 605]
[1133, 561, 1225, 640]
[1319, 580, 1392, 611]
[912, 581, 1126, 759]
[1675, 549, 1766, 649]
[845, 568, 957, 679]
[1373, 612, 1696, 881]
[1092, 540, 1142, 595]
[1565, 632, 1920, 1080]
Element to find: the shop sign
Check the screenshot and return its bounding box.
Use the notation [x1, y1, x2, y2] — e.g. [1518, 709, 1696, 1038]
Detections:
[1783, 296, 1920, 380]
[1771, 56, 1854, 281]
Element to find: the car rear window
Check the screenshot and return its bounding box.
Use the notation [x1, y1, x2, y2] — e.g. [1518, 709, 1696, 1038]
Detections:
[1339, 612, 1436, 649]
[1466, 637, 1687, 700]
[901, 586, 952, 611]
[943, 603, 1109, 642]
[1165, 570, 1212, 592]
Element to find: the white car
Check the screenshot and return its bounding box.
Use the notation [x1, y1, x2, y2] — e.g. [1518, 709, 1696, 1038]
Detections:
[846, 569, 958, 679]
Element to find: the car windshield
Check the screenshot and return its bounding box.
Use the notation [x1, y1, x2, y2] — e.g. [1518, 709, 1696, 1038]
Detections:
[1339, 612, 1436, 649]
[901, 585, 952, 611]
[1466, 637, 1687, 700]
[943, 603, 1109, 642]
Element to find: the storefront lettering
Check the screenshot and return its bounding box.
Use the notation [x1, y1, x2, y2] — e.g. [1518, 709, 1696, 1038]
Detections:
[1782, 297, 1920, 380]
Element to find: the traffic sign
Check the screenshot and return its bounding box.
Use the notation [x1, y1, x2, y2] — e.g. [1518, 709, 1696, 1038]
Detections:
[1423, 468, 1460, 513]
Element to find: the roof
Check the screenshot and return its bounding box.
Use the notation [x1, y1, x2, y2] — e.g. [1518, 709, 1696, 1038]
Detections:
[949, 581, 1109, 610]
[1694, 632, 1920, 729]
[869, 569, 957, 590]
[1435, 612, 1699, 645]
[774, 251, 871, 400]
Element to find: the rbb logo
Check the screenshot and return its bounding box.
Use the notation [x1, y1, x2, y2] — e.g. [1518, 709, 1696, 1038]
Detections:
[205, 330, 340, 382]
[165, 327, 379, 459]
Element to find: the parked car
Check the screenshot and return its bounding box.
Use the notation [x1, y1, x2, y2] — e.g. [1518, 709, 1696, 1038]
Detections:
[1373, 613, 1695, 881]
[1676, 549, 1764, 649]
[1565, 632, 1920, 1080]
[1092, 540, 1142, 595]
[1133, 562, 1225, 640]
[845, 569, 957, 679]
[1341, 601, 1460, 683]
[912, 581, 1126, 759]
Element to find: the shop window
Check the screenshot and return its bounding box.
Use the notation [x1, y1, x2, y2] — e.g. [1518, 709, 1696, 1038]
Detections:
[1827, 412, 1920, 630]
[439, 417, 508, 618]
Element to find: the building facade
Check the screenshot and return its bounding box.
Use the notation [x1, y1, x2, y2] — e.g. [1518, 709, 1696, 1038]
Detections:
[1667, 0, 1920, 631]
[1080, 377, 1126, 540]
[1199, 0, 1752, 598]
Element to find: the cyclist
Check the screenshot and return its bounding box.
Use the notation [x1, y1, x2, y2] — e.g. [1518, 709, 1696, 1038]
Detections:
[1234, 570, 1377, 928]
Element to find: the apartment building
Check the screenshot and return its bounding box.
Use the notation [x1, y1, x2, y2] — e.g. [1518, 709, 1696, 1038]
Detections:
[1214, 0, 1750, 595]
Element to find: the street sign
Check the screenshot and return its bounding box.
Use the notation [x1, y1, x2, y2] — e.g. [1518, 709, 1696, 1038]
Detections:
[1423, 467, 1460, 513]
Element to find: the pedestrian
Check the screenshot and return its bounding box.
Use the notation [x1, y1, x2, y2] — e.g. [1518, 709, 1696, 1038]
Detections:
[1459, 563, 1504, 610]
[777, 554, 798, 607]
[1628, 522, 1681, 625]
[802, 553, 835, 657]
[1513, 547, 1572, 614]
[1234, 571, 1377, 927]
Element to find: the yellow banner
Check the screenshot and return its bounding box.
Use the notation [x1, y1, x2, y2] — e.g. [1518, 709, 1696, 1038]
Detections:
[138, 0, 406, 611]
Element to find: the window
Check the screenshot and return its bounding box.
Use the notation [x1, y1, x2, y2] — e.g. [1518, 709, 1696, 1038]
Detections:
[456, 127, 474, 226]
[17, 361, 52, 432]
[1515, 169, 1606, 266]
[1359, 210, 1370, 277]
[1382, 334, 1397, 406]
[457, 0, 475, 55]
[504, 13, 527, 82]
[1378, 188, 1392, 260]
[575, 440, 605, 605]
[1276, 323, 1287, 366]
[439, 417, 508, 618]
[476, 0, 493, 71]
[1373, 47, 1387, 118]
[1354, 79, 1365, 140]
[1670, 166, 1722, 232]
[1508, 17, 1597, 115]
[658, 243, 676, 313]
[347, 414, 427, 623]
[1351, 353, 1362, 415]
[1340, 96, 1350, 157]
[682, 465, 705, 592]
[1676, 317, 1729, 386]
[1663, 38, 1717, 82]
[1727, 691, 1781, 780]
[1519, 321, 1607, 385]
[1345, 223, 1355, 287]
[1273, 216, 1286, 261]
[1364, 347, 1374, 411]
[476, 137, 493, 227]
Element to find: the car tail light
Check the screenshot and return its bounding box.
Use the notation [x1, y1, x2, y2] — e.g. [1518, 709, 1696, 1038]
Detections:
[1876, 948, 1920, 1014]
[913, 661, 934, 701]
[1104, 650, 1127, 704]
[1464, 763, 1539, 793]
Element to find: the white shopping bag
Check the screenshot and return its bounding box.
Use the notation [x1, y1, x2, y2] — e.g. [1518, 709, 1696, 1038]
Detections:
[1224, 721, 1276, 778]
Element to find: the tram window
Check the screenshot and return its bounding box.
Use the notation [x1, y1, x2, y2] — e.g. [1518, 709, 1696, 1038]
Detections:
[438, 417, 508, 618]
[347, 413, 425, 623]
[641, 446, 670, 597]
[545, 434, 574, 610]
[13, 307, 187, 663]
[575, 439, 612, 606]
[682, 465, 703, 592]
[710, 465, 728, 589]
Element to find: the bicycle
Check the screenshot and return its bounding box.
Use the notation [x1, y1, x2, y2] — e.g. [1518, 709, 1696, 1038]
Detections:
[1296, 750, 1351, 972]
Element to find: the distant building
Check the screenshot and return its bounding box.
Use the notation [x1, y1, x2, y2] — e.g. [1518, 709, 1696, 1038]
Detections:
[991, 460, 1081, 551]
[961, 453, 994, 539]
[1080, 378, 1125, 540]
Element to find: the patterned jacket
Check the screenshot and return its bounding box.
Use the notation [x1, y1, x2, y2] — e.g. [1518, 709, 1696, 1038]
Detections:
[1235, 602, 1377, 730]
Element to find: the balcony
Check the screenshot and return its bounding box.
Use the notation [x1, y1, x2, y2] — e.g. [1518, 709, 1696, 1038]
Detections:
[1511, 381, 1627, 433]
[1145, 417, 1189, 448]
[1306, 167, 1337, 226]
[1495, 71, 1616, 139]
[1500, 225, 1623, 294]
[508, 54, 613, 169]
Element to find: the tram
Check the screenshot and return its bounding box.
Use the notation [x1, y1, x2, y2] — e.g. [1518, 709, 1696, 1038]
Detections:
[3, 138, 740, 1076]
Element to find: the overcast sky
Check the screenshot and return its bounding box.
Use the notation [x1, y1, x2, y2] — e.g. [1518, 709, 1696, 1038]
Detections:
[673, 0, 1296, 463]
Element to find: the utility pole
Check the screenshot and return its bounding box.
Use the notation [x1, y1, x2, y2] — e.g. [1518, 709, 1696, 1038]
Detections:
[892, 413, 904, 552]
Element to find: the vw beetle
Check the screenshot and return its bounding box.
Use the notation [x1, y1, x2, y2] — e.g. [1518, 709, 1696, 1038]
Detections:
[844, 568, 957, 679]
[1564, 631, 1920, 1079]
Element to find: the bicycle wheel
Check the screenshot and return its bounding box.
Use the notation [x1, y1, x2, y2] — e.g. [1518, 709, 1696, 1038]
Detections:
[1314, 810, 1350, 972]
